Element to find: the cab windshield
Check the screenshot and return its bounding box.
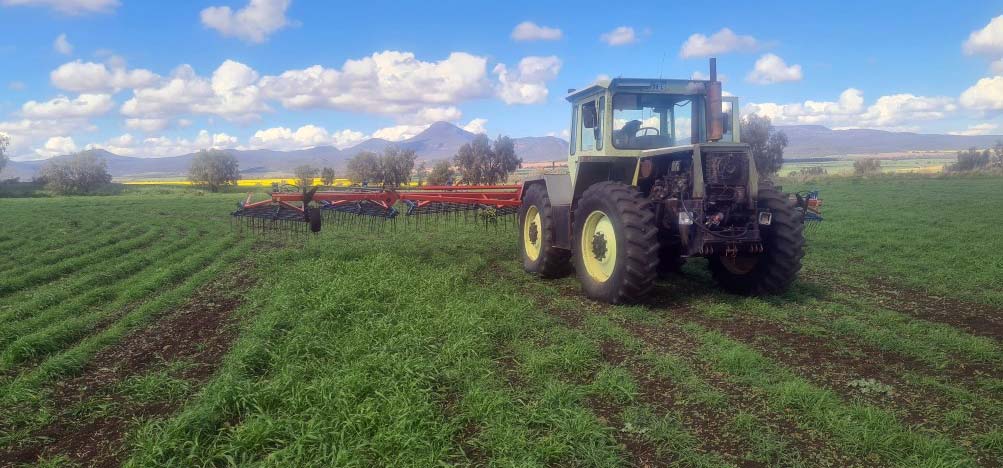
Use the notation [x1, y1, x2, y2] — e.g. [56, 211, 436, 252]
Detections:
[612, 93, 700, 149]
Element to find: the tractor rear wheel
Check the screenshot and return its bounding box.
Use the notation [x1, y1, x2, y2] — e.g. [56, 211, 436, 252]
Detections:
[519, 184, 571, 278]
[709, 187, 804, 295]
[573, 182, 659, 303]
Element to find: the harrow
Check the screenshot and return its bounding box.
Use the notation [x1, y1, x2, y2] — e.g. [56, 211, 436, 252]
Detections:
[231, 184, 523, 233]
[794, 190, 824, 233]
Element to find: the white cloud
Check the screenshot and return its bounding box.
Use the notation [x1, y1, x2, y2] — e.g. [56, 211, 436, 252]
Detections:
[21, 93, 114, 119]
[248, 125, 367, 150]
[86, 130, 237, 157]
[201, 0, 292, 44]
[121, 60, 267, 122]
[691, 71, 727, 82]
[35, 136, 77, 158]
[53, 33, 73, 55]
[260, 51, 491, 119]
[511, 21, 562, 41]
[546, 129, 570, 141]
[680, 28, 759, 58]
[960, 76, 1003, 110]
[462, 118, 487, 134]
[949, 123, 999, 136]
[745, 88, 956, 129]
[372, 124, 428, 142]
[0, 118, 95, 159]
[331, 129, 366, 148]
[51, 60, 159, 93]
[746, 54, 803, 84]
[963, 15, 1003, 56]
[0, 0, 119, 14]
[494, 55, 562, 104]
[600, 26, 637, 46]
[124, 118, 169, 132]
[991, 59, 1003, 75]
[411, 106, 463, 125]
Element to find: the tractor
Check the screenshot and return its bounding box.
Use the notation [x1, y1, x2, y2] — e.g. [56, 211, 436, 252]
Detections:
[517, 58, 805, 303]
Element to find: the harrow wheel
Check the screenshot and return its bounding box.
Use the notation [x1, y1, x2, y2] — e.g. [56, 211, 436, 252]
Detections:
[709, 187, 805, 295]
[572, 182, 659, 304]
[519, 184, 570, 278]
[308, 207, 322, 233]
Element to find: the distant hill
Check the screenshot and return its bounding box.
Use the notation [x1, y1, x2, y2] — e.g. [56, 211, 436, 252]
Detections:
[6, 123, 999, 180]
[2, 122, 571, 180]
[779, 125, 1002, 157]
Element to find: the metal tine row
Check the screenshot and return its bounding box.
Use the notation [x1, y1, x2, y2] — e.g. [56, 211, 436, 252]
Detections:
[320, 201, 519, 233]
[232, 200, 520, 236]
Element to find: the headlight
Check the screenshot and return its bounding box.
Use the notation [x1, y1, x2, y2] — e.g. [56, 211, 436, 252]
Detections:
[758, 211, 772, 226]
[678, 212, 694, 225]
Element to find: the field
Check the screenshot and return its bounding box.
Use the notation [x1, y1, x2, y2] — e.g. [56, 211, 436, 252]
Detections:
[0, 175, 1001, 467]
[781, 157, 955, 176]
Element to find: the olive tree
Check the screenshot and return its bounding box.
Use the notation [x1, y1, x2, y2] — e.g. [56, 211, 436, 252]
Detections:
[40, 151, 113, 194]
[0, 134, 9, 175]
[378, 146, 417, 187]
[741, 114, 788, 177]
[320, 167, 336, 186]
[293, 164, 319, 188]
[453, 134, 522, 184]
[347, 151, 380, 185]
[188, 149, 239, 192]
[427, 160, 454, 186]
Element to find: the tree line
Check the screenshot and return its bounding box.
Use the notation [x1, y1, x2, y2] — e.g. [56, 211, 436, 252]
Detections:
[949, 141, 1003, 172]
[345, 134, 522, 187]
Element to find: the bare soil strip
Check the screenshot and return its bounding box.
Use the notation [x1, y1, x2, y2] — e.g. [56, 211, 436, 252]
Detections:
[522, 281, 843, 467]
[804, 271, 1003, 341]
[0, 266, 254, 468]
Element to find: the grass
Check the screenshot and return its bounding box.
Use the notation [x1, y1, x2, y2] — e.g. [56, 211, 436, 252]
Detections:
[0, 174, 1001, 466]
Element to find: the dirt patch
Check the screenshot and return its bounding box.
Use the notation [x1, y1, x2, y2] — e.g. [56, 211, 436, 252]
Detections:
[804, 272, 1003, 342]
[0, 265, 255, 468]
[528, 286, 790, 466]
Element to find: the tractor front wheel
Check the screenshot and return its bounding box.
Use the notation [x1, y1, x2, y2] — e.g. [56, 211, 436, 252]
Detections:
[519, 183, 571, 278]
[572, 182, 659, 303]
[709, 187, 804, 294]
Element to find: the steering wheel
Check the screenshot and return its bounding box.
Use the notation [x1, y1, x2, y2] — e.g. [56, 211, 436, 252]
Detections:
[637, 127, 659, 136]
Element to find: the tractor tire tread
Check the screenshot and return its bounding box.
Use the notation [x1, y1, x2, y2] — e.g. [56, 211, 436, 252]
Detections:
[574, 181, 659, 303]
[520, 184, 572, 278]
[710, 186, 804, 295]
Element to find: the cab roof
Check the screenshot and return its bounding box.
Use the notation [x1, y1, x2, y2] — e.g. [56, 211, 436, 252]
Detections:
[565, 78, 713, 102]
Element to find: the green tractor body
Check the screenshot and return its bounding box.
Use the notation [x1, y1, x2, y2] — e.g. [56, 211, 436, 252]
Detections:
[519, 59, 805, 303]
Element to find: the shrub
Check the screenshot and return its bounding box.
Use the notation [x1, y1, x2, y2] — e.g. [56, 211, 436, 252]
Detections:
[40, 151, 113, 195]
[188, 149, 239, 192]
[853, 158, 882, 176]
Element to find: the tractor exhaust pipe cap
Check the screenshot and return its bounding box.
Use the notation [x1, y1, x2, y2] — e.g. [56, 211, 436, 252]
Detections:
[707, 58, 723, 142]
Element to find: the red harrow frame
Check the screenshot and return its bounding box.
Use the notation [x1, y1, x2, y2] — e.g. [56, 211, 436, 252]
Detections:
[232, 185, 525, 233]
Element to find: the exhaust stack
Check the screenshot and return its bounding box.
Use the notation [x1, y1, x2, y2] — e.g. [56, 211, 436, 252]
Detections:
[707, 58, 723, 142]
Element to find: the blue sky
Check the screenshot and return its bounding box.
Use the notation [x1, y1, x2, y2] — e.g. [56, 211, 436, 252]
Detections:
[1, 0, 1002, 160]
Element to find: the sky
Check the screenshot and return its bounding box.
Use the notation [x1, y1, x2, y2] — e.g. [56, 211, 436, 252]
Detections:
[1, 0, 1002, 161]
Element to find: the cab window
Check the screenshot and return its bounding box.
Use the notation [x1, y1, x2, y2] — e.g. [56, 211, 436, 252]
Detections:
[580, 99, 601, 151]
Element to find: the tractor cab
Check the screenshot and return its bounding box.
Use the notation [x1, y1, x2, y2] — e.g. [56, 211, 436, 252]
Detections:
[567, 76, 742, 157]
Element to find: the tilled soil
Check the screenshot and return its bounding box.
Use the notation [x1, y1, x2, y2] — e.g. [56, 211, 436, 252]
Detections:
[0, 267, 254, 468]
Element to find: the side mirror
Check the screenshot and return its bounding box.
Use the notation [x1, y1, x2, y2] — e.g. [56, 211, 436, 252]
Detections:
[582, 103, 597, 129]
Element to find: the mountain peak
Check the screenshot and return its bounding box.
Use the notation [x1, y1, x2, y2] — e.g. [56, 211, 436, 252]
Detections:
[412, 121, 473, 141]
